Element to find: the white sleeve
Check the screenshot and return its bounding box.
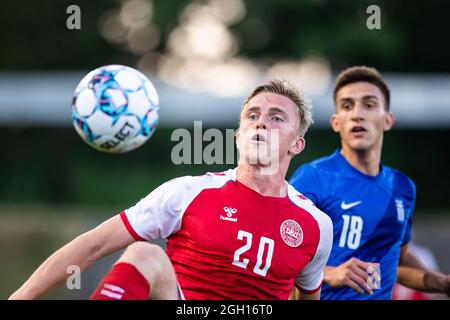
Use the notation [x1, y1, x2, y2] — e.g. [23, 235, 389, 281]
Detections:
[121, 176, 198, 241]
[295, 213, 333, 293]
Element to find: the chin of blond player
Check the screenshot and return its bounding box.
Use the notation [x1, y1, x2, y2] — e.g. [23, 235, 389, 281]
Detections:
[290, 69, 450, 299]
[10, 80, 332, 300]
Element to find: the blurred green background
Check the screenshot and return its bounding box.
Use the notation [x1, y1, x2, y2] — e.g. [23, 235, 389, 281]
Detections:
[1, 0, 449, 299]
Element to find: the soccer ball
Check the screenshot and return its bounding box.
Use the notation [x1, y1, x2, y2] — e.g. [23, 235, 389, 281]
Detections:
[71, 65, 159, 153]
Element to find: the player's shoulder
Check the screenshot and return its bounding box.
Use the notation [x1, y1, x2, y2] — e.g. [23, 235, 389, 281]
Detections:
[162, 168, 236, 192]
[297, 152, 341, 176]
[383, 165, 416, 195]
[289, 153, 339, 187]
[287, 184, 333, 232]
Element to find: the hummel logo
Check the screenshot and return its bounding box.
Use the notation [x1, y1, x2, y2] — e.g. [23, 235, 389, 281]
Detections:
[341, 200, 362, 210]
[224, 207, 237, 216]
[220, 207, 237, 222]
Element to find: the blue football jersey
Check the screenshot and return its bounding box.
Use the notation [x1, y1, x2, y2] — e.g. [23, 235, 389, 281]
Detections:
[289, 150, 416, 300]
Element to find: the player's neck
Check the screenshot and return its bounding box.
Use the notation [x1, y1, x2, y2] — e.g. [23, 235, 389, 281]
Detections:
[236, 164, 288, 197]
[340, 144, 382, 176]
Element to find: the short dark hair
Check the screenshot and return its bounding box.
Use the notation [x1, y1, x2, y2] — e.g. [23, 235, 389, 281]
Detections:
[333, 66, 390, 110]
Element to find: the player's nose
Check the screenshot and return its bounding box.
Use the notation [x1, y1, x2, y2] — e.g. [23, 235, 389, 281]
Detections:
[351, 103, 365, 121]
[255, 114, 267, 130]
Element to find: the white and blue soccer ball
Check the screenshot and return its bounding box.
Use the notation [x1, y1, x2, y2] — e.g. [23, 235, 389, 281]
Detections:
[72, 65, 159, 153]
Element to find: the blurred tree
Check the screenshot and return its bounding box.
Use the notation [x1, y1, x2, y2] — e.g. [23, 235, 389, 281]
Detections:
[1, 0, 449, 72]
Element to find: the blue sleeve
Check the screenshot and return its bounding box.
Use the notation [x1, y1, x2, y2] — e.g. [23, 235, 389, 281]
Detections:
[289, 164, 322, 206]
[401, 178, 416, 246]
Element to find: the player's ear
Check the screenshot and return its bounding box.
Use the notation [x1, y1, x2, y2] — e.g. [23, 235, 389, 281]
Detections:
[235, 129, 241, 149]
[289, 135, 305, 156]
[330, 114, 340, 133]
[384, 111, 395, 131]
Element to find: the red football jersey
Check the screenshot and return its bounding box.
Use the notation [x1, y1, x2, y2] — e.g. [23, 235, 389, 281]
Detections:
[121, 168, 333, 299]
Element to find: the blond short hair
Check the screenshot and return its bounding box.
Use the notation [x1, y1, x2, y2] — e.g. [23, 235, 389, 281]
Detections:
[241, 79, 313, 137]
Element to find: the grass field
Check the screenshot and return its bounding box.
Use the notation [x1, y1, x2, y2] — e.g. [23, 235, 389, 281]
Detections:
[0, 205, 119, 299]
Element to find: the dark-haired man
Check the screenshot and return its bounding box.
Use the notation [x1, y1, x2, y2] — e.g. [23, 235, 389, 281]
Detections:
[290, 66, 450, 299]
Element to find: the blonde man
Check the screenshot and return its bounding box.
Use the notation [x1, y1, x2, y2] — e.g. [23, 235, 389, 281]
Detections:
[10, 79, 332, 300]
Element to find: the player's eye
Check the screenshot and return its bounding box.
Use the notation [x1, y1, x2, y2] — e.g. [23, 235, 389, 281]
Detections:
[272, 116, 284, 122]
[342, 103, 352, 110]
[248, 113, 257, 120]
[366, 103, 374, 109]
